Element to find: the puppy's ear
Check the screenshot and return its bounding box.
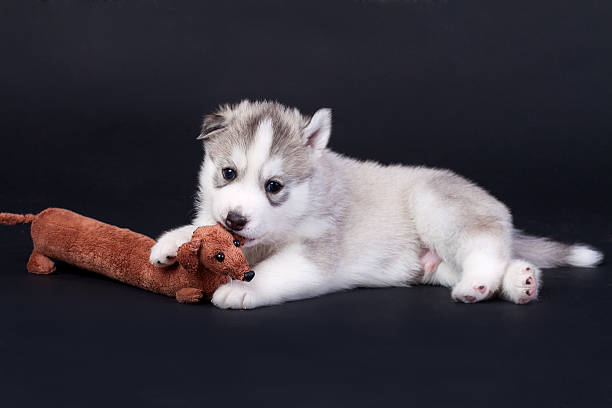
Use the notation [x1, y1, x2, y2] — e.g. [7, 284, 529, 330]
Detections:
[177, 237, 203, 273]
[197, 112, 229, 140]
[302, 108, 332, 154]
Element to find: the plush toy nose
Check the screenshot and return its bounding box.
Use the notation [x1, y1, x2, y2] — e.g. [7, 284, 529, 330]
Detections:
[243, 270, 255, 282]
[225, 211, 248, 231]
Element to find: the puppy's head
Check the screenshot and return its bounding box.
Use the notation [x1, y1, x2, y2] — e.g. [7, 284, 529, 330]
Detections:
[197, 100, 332, 246]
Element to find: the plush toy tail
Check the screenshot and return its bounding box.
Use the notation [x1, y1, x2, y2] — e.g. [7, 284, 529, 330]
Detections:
[0, 212, 36, 225]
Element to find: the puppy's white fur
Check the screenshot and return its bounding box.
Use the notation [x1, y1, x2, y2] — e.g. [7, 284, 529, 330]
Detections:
[150, 100, 603, 308]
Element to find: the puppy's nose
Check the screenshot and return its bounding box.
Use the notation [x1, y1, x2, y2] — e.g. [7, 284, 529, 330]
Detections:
[225, 211, 248, 231]
[243, 270, 255, 282]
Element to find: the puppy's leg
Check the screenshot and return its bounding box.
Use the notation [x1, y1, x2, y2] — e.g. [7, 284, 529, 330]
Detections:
[420, 261, 461, 288]
[149, 225, 197, 267]
[212, 243, 331, 309]
[448, 233, 510, 303]
[499, 260, 541, 304]
[410, 171, 514, 303]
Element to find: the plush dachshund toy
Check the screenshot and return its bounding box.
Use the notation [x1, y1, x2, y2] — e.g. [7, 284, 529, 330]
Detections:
[0, 208, 254, 303]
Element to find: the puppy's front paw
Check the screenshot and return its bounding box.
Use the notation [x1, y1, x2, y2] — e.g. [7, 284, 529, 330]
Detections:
[149, 239, 180, 267]
[211, 282, 258, 310]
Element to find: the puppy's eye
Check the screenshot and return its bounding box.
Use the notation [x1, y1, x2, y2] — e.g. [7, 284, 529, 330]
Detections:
[265, 180, 283, 194]
[222, 168, 236, 180]
[215, 252, 225, 262]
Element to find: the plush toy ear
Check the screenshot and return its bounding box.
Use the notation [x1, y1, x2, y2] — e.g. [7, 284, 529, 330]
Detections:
[177, 237, 203, 274]
[197, 112, 228, 140]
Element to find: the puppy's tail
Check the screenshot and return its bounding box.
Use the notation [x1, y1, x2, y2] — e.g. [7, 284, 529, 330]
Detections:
[0, 212, 36, 225]
[512, 230, 603, 268]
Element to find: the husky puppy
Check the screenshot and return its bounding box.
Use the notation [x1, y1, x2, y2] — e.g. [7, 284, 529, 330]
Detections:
[150, 100, 603, 309]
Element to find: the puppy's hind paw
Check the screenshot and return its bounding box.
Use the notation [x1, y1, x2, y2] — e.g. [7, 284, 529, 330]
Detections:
[451, 281, 493, 304]
[502, 260, 541, 304]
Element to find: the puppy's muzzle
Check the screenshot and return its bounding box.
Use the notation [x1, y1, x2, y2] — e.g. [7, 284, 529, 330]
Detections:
[226, 211, 248, 231]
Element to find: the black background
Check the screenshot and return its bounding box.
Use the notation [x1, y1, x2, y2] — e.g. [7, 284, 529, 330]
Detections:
[1, 1, 611, 407]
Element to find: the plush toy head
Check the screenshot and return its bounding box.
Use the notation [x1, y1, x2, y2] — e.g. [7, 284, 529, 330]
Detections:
[177, 223, 254, 282]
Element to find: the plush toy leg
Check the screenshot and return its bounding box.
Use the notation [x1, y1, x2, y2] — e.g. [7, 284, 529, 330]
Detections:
[27, 250, 56, 275]
[175, 288, 204, 304]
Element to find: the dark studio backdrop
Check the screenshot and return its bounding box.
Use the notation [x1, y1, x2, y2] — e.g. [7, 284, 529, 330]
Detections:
[1, 1, 611, 407]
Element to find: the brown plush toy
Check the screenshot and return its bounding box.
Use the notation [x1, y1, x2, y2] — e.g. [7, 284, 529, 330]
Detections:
[0, 208, 254, 303]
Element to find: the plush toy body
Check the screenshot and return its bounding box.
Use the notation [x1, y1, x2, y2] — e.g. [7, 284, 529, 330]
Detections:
[0, 208, 253, 303]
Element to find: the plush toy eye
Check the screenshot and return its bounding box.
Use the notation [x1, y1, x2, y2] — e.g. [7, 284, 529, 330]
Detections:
[215, 252, 225, 262]
[222, 168, 236, 180]
[265, 180, 283, 194]
[233, 239, 240, 247]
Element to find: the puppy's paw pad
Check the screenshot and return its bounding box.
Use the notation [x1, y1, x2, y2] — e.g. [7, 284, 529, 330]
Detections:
[504, 261, 541, 304]
[452, 283, 491, 304]
[517, 285, 538, 304]
[518, 290, 536, 304]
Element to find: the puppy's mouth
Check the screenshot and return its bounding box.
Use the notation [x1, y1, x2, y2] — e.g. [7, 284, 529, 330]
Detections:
[233, 231, 267, 248]
[218, 219, 264, 247]
[235, 235, 260, 248]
